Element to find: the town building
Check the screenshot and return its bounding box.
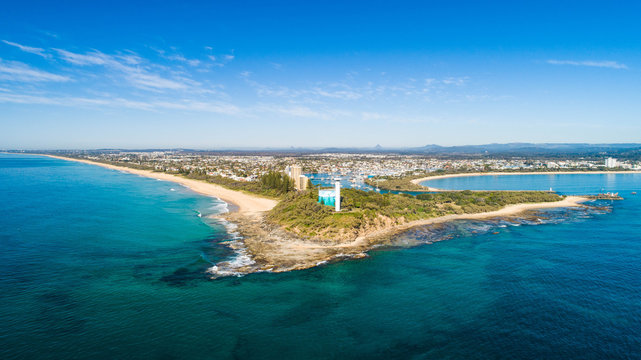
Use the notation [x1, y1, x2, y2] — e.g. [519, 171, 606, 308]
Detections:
[299, 175, 309, 190]
[290, 165, 302, 184]
[287, 165, 309, 191]
[605, 157, 618, 168]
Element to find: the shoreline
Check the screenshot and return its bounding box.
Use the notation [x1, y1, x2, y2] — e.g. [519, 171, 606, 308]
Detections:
[40, 155, 278, 215]
[299, 195, 588, 251]
[411, 170, 641, 191]
[24, 154, 593, 274]
[350, 195, 588, 247]
[217, 195, 589, 274]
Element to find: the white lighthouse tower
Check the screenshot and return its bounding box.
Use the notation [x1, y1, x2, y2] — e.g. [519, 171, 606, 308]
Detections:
[334, 178, 341, 212]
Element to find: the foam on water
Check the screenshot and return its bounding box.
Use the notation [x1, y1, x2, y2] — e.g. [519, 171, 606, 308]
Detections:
[204, 214, 261, 277]
[207, 241, 258, 277]
[208, 201, 229, 215]
[3, 154, 641, 359]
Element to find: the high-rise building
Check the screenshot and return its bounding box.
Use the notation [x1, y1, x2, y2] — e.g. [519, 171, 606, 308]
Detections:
[605, 157, 618, 168]
[299, 175, 309, 190]
[288, 165, 308, 191]
[291, 165, 302, 183]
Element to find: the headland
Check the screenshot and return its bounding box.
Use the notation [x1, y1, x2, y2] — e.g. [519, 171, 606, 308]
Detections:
[41, 154, 590, 274]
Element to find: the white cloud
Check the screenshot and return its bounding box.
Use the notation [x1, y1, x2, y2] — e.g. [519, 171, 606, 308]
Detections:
[117, 53, 143, 65]
[161, 53, 201, 66]
[0, 91, 239, 115]
[244, 77, 365, 101]
[54, 48, 196, 91]
[39, 30, 59, 39]
[152, 100, 240, 114]
[125, 71, 188, 90]
[360, 111, 439, 124]
[254, 104, 333, 119]
[361, 112, 385, 121]
[442, 77, 468, 86]
[310, 87, 362, 100]
[274, 105, 323, 118]
[2, 40, 49, 58]
[0, 60, 70, 82]
[54, 49, 108, 65]
[546, 59, 628, 69]
[0, 93, 60, 105]
[0, 43, 243, 115]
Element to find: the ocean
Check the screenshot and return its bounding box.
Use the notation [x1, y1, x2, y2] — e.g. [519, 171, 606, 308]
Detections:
[1, 153, 640, 359]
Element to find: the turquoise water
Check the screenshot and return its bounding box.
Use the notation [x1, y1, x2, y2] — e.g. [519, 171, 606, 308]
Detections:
[420, 173, 641, 194]
[1, 154, 640, 359]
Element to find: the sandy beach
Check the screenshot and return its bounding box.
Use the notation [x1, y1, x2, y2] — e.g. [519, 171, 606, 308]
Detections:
[411, 171, 641, 191]
[296, 195, 586, 250]
[349, 195, 588, 246]
[39, 154, 591, 273]
[43, 155, 278, 215]
[225, 195, 589, 273]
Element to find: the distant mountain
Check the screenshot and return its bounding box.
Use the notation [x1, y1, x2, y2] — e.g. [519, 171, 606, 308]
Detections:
[409, 143, 641, 156]
[17, 143, 641, 159]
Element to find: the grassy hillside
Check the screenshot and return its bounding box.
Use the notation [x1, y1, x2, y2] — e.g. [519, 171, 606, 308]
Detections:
[267, 188, 563, 241]
[364, 175, 432, 191]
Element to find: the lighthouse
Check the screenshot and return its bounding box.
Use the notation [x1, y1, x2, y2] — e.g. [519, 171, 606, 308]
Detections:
[334, 178, 341, 212]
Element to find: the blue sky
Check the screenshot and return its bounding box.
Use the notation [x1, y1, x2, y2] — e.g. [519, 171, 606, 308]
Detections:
[1, 0, 640, 149]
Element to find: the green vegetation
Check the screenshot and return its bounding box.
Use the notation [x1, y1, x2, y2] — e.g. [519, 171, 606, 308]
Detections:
[71, 156, 294, 198]
[259, 171, 295, 194]
[364, 174, 432, 191]
[267, 188, 563, 240]
[182, 169, 294, 197]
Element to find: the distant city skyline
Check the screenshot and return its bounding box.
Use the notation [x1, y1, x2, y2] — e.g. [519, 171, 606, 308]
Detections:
[2, 1, 641, 149]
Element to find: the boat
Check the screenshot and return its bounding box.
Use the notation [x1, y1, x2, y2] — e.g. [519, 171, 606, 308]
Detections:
[632, 192, 637, 195]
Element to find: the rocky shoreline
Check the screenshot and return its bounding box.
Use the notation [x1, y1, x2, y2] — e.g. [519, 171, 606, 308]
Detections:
[208, 195, 589, 276]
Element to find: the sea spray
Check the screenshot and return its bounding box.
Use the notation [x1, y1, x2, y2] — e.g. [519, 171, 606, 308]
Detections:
[205, 215, 263, 277]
